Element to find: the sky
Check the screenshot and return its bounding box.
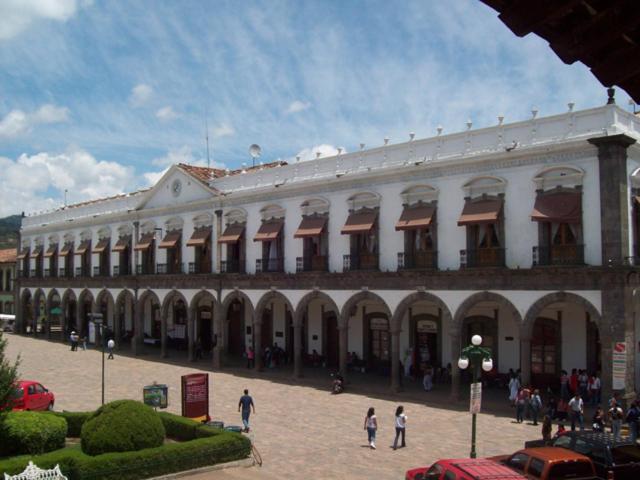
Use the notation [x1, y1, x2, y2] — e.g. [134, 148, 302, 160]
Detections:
[0, 0, 630, 217]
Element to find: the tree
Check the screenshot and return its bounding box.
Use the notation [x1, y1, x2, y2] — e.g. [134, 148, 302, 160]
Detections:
[0, 330, 19, 414]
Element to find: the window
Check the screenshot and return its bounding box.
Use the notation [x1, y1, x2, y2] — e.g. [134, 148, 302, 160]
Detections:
[529, 458, 545, 478]
[443, 471, 456, 480]
[27, 384, 35, 395]
[34, 384, 45, 394]
[426, 464, 443, 477]
[507, 453, 529, 472]
[548, 461, 593, 479]
[553, 435, 572, 449]
[574, 438, 592, 456]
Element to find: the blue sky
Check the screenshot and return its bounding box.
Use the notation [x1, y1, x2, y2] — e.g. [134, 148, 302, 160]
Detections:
[0, 0, 629, 217]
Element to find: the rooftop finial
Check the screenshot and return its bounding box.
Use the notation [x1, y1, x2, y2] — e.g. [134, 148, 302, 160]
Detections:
[436, 125, 443, 136]
[409, 132, 415, 141]
[360, 143, 365, 151]
[607, 87, 616, 105]
[383, 137, 389, 146]
[531, 107, 538, 119]
[466, 119, 472, 130]
[497, 115, 504, 125]
[568, 102, 575, 112]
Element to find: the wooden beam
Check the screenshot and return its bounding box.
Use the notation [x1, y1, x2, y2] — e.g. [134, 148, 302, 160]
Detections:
[590, 45, 640, 86]
[498, 0, 583, 37]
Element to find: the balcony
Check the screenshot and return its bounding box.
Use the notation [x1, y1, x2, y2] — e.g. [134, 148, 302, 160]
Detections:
[18, 269, 27, 278]
[398, 251, 438, 270]
[113, 264, 130, 276]
[256, 258, 284, 273]
[343, 253, 379, 271]
[221, 259, 243, 274]
[296, 255, 328, 272]
[30, 269, 36, 278]
[188, 262, 212, 274]
[75, 267, 83, 277]
[44, 269, 51, 278]
[156, 263, 184, 275]
[92, 265, 111, 277]
[533, 244, 584, 266]
[460, 248, 505, 268]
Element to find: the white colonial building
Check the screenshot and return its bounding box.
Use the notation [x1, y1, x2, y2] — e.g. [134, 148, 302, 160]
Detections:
[14, 101, 640, 401]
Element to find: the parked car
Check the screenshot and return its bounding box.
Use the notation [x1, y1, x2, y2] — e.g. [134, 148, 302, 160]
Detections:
[11, 380, 55, 411]
[491, 447, 597, 480]
[406, 458, 527, 480]
[0, 314, 15, 332]
[550, 431, 640, 480]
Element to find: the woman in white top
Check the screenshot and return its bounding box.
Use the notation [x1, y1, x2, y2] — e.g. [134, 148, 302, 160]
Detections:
[392, 405, 407, 450]
[364, 407, 377, 449]
[508, 374, 520, 405]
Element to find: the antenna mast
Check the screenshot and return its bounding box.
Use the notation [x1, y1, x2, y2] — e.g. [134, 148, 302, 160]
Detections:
[205, 116, 211, 169]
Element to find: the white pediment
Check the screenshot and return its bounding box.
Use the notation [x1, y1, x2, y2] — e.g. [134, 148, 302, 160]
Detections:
[137, 166, 215, 211]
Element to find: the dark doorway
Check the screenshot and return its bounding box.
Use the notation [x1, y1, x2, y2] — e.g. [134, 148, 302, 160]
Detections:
[198, 306, 213, 352]
[531, 317, 561, 389]
[227, 300, 244, 356]
[261, 308, 273, 352]
[323, 313, 339, 368]
[67, 299, 77, 334]
[366, 314, 390, 372]
[412, 314, 440, 374]
[586, 315, 601, 376]
[285, 309, 293, 363]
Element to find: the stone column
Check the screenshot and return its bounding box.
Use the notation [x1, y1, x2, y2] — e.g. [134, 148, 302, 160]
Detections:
[131, 299, 142, 356]
[212, 304, 222, 369]
[450, 333, 461, 401]
[187, 309, 194, 362]
[293, 323, 303, 378]
[161, 309, 168, 358]
[254, 319, 263, 371]
[339, 323, 348, 382]
[113, 304, 120, 350]
[390, 328, 401, 392]
[215, 210, 223, 273]
[520, 336, 532, 386]
[588, 134, 636, 265]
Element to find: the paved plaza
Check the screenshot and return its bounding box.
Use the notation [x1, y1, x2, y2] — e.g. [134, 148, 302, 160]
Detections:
[6, 334, 544, 479]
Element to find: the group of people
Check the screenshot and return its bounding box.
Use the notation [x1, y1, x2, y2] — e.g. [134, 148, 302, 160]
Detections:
[559, 369, 601, 405]
[68, 331, 115, 359]
[363, 405, 407, 450]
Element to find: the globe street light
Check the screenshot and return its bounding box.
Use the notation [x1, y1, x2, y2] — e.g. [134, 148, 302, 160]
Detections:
[458, 334, 493, 459]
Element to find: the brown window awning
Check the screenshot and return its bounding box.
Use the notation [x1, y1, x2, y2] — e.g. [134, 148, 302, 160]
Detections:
[112, 237, 130, 252]
[294, 217, 327, 238]
[75, 241, 91, 255]
[17, 247, 30, 259]
[59, 243, 73, 257]
[186, 228, 212, 247]
[218, 225, 245, 244]
[531, 192, 581, 224]
[254, 220, 284, 242]
[341, 211, 378, 235]
[159, 231, 181, 249]
[92, 238, 110, 253]
[457, 199, 503, 226]
[395, 205, 435, 231]
[134, 233, 155, 251]
[44, 244, 58, 258]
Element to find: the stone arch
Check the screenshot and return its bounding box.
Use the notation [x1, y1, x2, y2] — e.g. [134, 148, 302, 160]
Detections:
[189, 290, 218, 314]
[523, 291, 603, 338]
[189, 290, 218, 355]
[96, 289, 114, 307]
[453, 291, 523, 333]
[77, 289, 95, 336]
[20, 288, 32, 334]
[161, 290, 188, 319]
[339, 291, 392, 329]
[390, 291, 453, 333]
[61, 288, 76, 305]
[221, 290, 255, 319]
[96, 289, 115, 328]
[254, 291, 294, 326]
[47, 288, 61, 307]
[293, 290, 340, 328]
[115, 289, 135, 307]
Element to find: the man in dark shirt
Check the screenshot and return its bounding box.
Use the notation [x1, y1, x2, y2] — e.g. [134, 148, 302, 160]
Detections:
[238, 389, 255, 433]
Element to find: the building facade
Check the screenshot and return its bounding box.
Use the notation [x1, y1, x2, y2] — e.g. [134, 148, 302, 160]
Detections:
[0, 248, 16, 315]
[14, 103, 640, 401]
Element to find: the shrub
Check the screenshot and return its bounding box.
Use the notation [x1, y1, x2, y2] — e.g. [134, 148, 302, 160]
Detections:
[157, 412, 199, 441]
[52, 411, 92, 437]
[0, 446, 84, 479]
[0, 411, 67, 457]
[80, 400, 165, 456]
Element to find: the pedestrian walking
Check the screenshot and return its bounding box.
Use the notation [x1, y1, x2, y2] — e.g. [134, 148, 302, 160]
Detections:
[626, 401, 640, 443]
[107, 338, 115, 359]
[80, 336, 87, 351]
[423, 365, 433, 392]
[70, 331, 78, 351]
[560, 370, 570, 401]
[392, 405, 407, 450]
[568, 393, 584, 431]
[515, 388, 527, 423]
[609, 399, 624, 442]
[364, 407, 377, 449]
[238, 389, 255, 433]
[530, 389, 542, 426]
[592, 406, 605, 432]
[246, 346, 255, 369]
[541, 415, 552, 444]
[588, 372, 601, 406]
[508, 373, 520, 406]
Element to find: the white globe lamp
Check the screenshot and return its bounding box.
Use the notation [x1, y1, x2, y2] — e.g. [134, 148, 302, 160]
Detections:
[458, 357, 469, 370]
[471, 334, 482, 346]
[482, 358, 493, 372]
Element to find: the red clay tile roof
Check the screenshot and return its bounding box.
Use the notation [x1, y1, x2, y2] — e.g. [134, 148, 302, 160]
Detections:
[177, 160, 288, 185]
[0, 248, 17, 264]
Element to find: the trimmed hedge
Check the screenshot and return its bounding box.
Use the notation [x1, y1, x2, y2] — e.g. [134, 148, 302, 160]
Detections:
[81, 400, 165, 456]
[0, 410, 250, 480]
[0, 411, 67, 457]
[52, 411, 92, 437]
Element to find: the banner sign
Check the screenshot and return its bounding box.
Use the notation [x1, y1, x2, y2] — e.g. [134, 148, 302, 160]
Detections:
[143, 383, 168, 409]
[470, 382, 482, 414]
[181, 373, 209, 419]
[612, 342, 627, 391]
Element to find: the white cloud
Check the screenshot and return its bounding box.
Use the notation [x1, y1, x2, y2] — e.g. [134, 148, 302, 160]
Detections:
[129, 83, 153, 107]
[151, 145, 195, 167]
[0, 104, 69, 139]
[293, 144, 343, 162]
[286, 100, 311, 114]
[155, 106, 179, 121]
[0, 146, 135, 217]
[0, 0, 78, 40]
[143, 167, 170, 187]
[212, 123, 235, 138]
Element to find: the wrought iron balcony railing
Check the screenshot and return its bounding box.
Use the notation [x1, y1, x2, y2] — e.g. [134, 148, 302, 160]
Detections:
[343, 253, 379, 271]
[221, 259, 243, 274]
[460, 248, 505, 268]
[296, 255, 328, 272]
[533, 244, 584, 266]
[397, 251, 438, 270]
[256, 258, 284, 273]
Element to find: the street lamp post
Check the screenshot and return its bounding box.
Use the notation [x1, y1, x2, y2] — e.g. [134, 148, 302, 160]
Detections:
[458, 334, 493, 459]
[89, 313, 106, 405]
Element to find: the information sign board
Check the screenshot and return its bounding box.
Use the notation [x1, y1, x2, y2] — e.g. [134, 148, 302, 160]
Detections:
[470, 382, 482, 414]
[181, 373, 209, 419]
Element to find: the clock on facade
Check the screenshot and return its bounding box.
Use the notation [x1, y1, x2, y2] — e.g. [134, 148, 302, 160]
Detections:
[171, 179, 182, 197]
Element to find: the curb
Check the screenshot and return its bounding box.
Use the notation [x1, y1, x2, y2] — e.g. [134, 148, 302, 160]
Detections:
[149, 457, 256, 480]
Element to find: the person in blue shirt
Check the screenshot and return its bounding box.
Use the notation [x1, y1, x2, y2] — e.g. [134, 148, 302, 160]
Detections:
[238, 389, 255, 433]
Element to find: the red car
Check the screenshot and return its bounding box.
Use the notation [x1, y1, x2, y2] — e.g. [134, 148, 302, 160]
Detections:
[407, 458, 527, 480]
[11, 380, 55, 411]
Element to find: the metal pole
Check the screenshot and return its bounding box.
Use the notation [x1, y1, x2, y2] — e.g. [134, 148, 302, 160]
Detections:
[101, 325, 105, 405]
[470, 357, 479, 458]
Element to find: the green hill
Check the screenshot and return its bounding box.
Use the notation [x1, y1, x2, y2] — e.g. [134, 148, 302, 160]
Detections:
[0, 215, 21, 249]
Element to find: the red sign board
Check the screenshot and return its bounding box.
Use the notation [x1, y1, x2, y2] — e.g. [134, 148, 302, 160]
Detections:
[181, 373, 209, 420]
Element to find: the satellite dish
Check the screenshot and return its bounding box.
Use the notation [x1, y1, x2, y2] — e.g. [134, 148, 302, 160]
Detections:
[249, 144, 261, 159]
